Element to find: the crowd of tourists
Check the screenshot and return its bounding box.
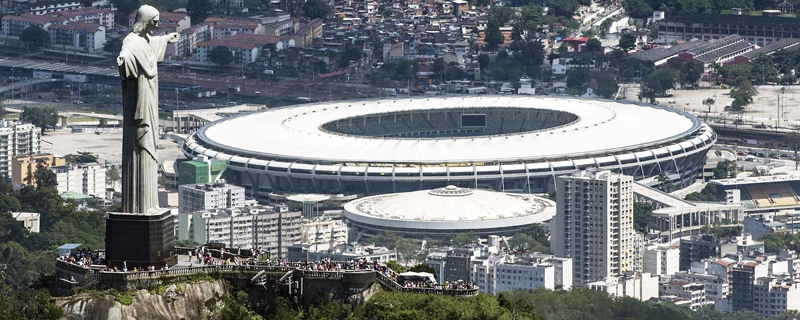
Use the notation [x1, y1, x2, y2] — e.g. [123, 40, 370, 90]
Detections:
[59, 249, 104, 267]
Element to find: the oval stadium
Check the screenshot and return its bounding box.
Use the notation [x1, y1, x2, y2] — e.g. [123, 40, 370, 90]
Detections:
[181, 96, 716, 199]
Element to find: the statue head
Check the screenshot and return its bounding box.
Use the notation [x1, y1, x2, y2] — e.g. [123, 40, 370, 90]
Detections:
[132, 5, 160, 35]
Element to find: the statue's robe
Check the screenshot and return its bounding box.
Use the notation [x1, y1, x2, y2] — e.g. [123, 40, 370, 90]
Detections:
[118, 32, 170, 214]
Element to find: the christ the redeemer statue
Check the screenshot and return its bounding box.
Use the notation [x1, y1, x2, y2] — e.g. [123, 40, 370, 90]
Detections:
[117, 5, 180, 213]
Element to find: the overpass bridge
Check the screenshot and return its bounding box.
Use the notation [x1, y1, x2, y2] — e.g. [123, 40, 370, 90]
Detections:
[0, 78, 60, 94]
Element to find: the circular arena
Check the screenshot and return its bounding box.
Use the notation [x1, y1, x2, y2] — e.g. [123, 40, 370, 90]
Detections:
[181, 96, 716, 199]
[343, 185, 556, 238]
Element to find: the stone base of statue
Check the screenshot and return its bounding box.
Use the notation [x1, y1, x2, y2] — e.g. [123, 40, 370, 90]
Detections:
[105, 210, 177, 269]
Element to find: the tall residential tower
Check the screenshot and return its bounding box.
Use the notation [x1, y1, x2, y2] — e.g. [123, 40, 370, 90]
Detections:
[552, 170, 639, 285]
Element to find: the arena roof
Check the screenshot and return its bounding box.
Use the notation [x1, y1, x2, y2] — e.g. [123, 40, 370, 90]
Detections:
[343, 185, 556, 230]
[198, 96, 700, 165]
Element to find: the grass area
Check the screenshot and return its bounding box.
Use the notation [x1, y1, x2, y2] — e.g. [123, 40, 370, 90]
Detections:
[68, 116, 96, 123]
[4, 113, 19, 119]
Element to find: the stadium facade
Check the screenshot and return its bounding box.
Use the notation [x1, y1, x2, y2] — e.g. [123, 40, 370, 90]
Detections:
[181, 96, 716, 199]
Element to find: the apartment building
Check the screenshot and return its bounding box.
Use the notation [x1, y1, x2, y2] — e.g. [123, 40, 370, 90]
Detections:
[0, 121, 42, 179]
[470, 254, 573, 295]
[179, 205, 301, 258]
[752, 276, 800, 318]
[586, 272, 659, 301]
[300, 218, 349, 246]
[48, 21, 105, 53]
[660, 279, 712, 310]
[178, 180, 245, 213]
[55, 7, 115, 29]
[643, 244, 680, 276]
[12, 154, 65, 186]
[50, 162, 107, 200]
[552, 169, 640, 285]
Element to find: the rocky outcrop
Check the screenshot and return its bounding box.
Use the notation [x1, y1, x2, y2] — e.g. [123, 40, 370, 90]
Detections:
[56, 280, 228, 320]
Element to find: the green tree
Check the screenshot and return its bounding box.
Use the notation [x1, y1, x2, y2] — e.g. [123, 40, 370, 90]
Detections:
[0, 284, 62, 320]
[22, 106, 58, 134]
[566, 67, 590, 91]
[186, 0, 213, 24]
[685, 184, 720, 202]
[548, 0, 579, 17]
[98, 118, 108, 128]
[371, 231, 401, 248]
[302, 0, 332, 19]
[220, 291, 264, 320]
[340, 47, 362, 68]
[729, 83, 756, 112]
[33, 161, 57, 189]
[657, 172, 673, 192]
[641, 68, 678, 102]
[20, 25, 49, 46]
[596, 75, 619, 99]
[451, 232, 479, 246]
[107, 165, 121, 186]
[266, 297, 301, 320]
[408, 264, 437, 278]
[209, 46, 234, 66]
[712, 159, 737, 179]
[432, 58, 446, 79]
[488, 6, 515, 25]
[624, 0, 655, 19]
[65, 151, 99, 164]
[680, 61, 703, 87]
[618, 33, 637, 53]
[478, 54, 490, 71]
[395, 238, 418, 262]
[484, 22, 505, 51]
[111, 0, 140, 18]
[386, 260, 406, 273]
[633, 202, 653, 233]
[103, 37, 123, 56]
[586, 38, 602, 53]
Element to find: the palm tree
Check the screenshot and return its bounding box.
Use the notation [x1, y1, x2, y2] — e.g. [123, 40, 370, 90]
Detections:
[656, 172, 673, 193]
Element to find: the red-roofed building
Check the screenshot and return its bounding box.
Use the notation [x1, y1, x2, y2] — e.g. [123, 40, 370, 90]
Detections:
[48, 21, 106, 53]
[1, 13, 104, 52]
[292, 19, 323, 48]
[2, 14, 63, 38]
[28, 0, 81, 15]
[263, 18, 296, 37]
[52, 7, 114, 29]
[128, 11, 190, 32]
[174, 22, 214, 57]
[206, 17, 262, 38]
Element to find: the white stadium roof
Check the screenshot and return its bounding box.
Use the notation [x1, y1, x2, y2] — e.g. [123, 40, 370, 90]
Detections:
[198, 96, 700, 164]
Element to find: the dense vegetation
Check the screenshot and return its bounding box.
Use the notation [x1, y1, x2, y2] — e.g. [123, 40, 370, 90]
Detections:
[684, 184, 720, 202]
[0, 171, 106, 291]
[215, 287, 800, 320]
[762, 232, 800, 254]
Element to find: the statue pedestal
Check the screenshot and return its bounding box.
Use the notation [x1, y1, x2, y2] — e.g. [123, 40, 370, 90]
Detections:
[105, 210, 177, 269]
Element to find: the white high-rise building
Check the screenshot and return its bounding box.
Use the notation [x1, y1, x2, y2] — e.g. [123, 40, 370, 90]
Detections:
[552, 169, 640, 286]
[644, 244, 680, 276]
[80, 163, 106, 199]
[178, 179, 245, 213]
[0, 120, 41, 178]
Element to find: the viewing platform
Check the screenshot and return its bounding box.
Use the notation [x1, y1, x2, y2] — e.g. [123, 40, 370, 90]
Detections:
[54, 247, 478, 299]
